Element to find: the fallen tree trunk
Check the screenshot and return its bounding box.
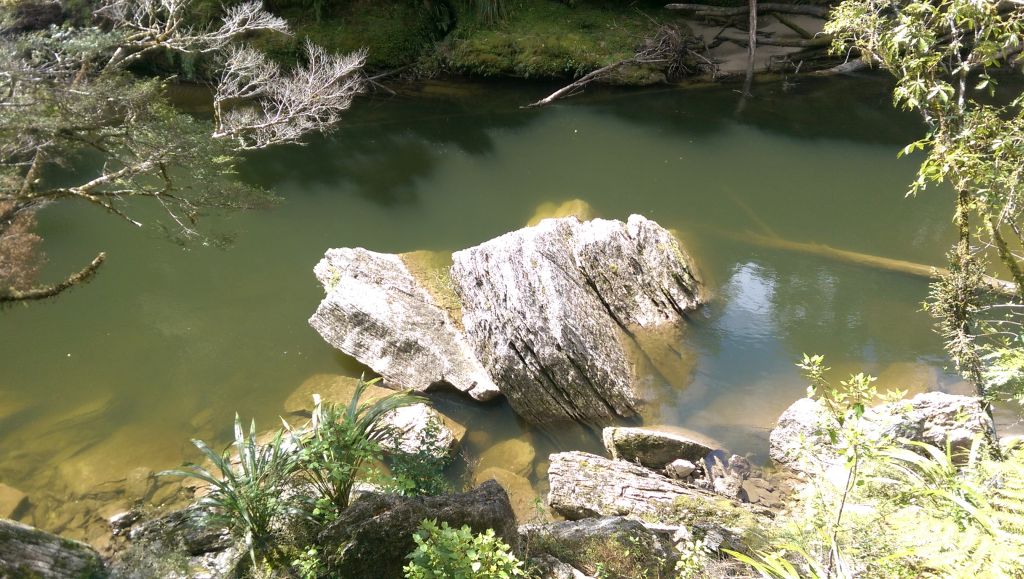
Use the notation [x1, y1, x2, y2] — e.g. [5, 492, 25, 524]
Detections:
[719, 29, 832, 48]
[666, 3, 828, 17]
[737, 231, 1017, 296]
[525, 60, 635, 108]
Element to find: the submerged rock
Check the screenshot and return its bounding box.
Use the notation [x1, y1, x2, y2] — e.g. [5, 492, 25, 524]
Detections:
[318, 480, 518, 578]
[473, 467, 540, 523]
[602, 426, 715, 470]
[309, 248, 499, 401]
[0, 518, 107, 578]
[451, 215, 703, 424]
[769, 392, 997, 475]
[520, 517, 678, 578]
[0, 483, 29, 520]
[476, 437, 536, 478]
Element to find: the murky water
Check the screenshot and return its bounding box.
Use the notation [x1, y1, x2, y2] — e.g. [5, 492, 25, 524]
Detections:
[3, 76, 1016, 544]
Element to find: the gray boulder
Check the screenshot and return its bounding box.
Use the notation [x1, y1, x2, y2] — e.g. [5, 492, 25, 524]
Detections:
[770, 392, 997, 475]
[547, 451, 724, 520]
[309, 248, 499, 401]
[602, 426, 715, 470]
[318, 480, 518, 578]
[451, 215, 703, 424]
[0, 518, 107, 578]
[520, 517, 677, 578]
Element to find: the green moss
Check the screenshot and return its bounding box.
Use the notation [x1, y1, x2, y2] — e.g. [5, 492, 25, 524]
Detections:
[436, 0, 688, 81]
[529, 529, 671, 578]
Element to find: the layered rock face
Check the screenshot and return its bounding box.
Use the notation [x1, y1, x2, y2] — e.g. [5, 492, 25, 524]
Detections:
[310, 215, 704, 425]
[0, 518, 107, 578]
[451, 216, 703, 424]
[309, 248, 500, 401]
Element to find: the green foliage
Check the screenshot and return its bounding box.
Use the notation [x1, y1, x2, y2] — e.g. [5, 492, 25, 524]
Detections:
[403, 519, 527, 579]
[385, 418, 453, 497]
[729, 356, 1024, 577]
[160, 415, 300, 564]
[291, 545, 325, 579]
[825, 0, 1024, 406]
[291, 378, 424, 519]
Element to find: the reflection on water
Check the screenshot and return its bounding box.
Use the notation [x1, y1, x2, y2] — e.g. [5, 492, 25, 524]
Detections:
[3, 76, 1017, 543]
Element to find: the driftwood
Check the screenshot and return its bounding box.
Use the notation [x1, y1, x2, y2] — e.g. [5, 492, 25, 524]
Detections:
[736, 231, 1018, 296]
[811, 58, 870, 76]
[773, 12, 814, 39]
[666, 2, 828, 18]
[525, 60, 635, 108]
[719, 28, 832, 48]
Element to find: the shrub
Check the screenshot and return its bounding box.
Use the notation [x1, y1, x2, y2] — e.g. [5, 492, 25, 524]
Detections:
[403, 519, 527, 578]
[292, 378, 423, 520]
[160, 415, 300, 564]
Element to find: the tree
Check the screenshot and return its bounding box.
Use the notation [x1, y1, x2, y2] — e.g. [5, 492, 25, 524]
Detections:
[0, 0, 366, 303]
[825, 0, 1024, 414]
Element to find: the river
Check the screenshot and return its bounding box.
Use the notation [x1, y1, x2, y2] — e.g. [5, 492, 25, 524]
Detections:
[1, 76, 1013, 545]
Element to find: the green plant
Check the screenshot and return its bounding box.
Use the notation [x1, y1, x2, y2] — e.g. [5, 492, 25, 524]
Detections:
[160, 415, 300, 564]
[403, 519, 527, 578]
[386, 418, 453, 497]
[292, 545, 325, 579]
[292, 378, 423, 519]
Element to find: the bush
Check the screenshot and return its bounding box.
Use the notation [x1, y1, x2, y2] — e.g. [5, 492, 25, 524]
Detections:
[403, 519, 527, 579]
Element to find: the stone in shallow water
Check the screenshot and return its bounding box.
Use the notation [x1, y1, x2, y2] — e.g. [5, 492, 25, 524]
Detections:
[473, 467, 539, 523]
[526, 198, 595, 227]
[476, 437, 536, 478]
[602, 426, 716, 470]
[0, 482, 29, 519]
[665, 459, 697, 479]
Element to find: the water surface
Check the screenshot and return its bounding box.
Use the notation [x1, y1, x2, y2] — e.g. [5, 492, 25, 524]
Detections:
[2, 77, 1008, 542]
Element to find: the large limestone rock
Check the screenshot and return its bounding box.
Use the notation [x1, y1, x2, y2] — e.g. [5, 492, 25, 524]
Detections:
[318, 480, 518, 578]
[769, 392, 997, 475]
[520, 517, 678, 578]
[112, 505, 242, 579]
[0, 518, 107, 578]
[602, 426, 716, 470]
[451, 215, 703, 424]
[309, 248, 499, 401]
[547, 451, 723, 520]
[310, 215, 704, 426]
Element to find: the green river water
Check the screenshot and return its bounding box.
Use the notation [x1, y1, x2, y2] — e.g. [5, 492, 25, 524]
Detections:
[2, 76, 1017, 545]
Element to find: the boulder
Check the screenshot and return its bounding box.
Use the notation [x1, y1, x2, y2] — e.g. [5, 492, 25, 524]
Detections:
[602, 426, 716, 470]
[528, 554, 590, 579]
[0, 518, 107, 578]
[0, 483, 29, 520]
[377, 403, 466, 459]
[451, 216, 703, 424]
[473, 467, 539, 523]
[309, 248, 499, 401]
[547, 451, 724, 520]
[520, 517, 677, 578]
[665, 459, 697, 479]
[476, 437, 536, 478]
[769, 392, 997, 475]
[113, 505, 242, 579]
[318, 480, 518, 578]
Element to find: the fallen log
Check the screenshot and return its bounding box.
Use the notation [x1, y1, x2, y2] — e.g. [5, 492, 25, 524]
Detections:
[525, 59, 635, 108]
[772, 11, 815, 39]
[736, 231, 1018, 296]
[719, 28, 832, 48]
[666, 3, 828, 18]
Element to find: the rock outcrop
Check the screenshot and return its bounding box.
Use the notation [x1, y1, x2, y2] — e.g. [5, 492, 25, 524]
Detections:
[318, 480, 518, 578]
[310, 215, 704, 425]
[0, 518, 107, 578]
[451, 215, 703, 424]
[547, 451, 724, 520]
[602, 426, 715, 470]
[111, 506, 242, 579]
[520, 517, 678, 578]
[770, 392, 997, 475]
[309, 248, 499, 401]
